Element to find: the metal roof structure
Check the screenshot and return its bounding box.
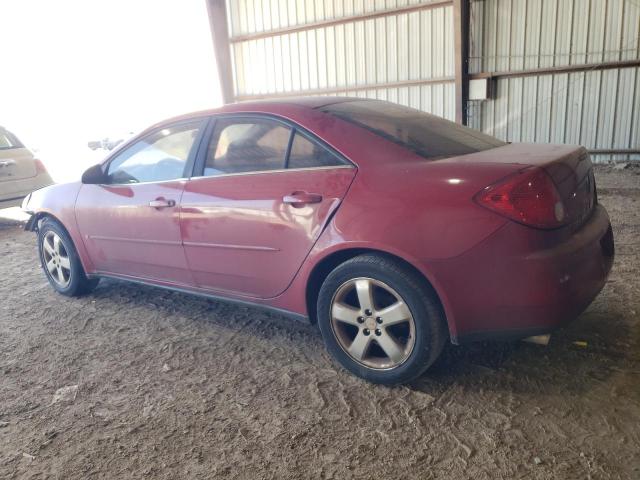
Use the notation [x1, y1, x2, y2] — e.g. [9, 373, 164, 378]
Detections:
[206, 0, 640, 162]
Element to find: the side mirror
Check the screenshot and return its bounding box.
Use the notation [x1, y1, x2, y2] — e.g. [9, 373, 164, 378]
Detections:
[81, 164, 107, 184]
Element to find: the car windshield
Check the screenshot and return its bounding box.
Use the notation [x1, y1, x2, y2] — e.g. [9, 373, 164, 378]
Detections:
[0, 129, 24, 150]
[319, 100, 505, 159]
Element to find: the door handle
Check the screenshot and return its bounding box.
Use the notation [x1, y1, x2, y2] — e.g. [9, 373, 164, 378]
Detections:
[283, 191, 323, 207]
[149, 198, 176, 209]
[0, 160, 16, 168]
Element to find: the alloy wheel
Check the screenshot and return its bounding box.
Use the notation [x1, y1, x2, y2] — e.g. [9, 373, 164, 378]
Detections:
[330, 277, 416, 370]
[42, 231, 71, 288]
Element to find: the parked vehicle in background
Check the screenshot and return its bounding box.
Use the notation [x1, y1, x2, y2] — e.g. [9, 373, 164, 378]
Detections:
[21, 98, 614, 384]
[0, 126, 53, 209]
[88, 132, 136, 151]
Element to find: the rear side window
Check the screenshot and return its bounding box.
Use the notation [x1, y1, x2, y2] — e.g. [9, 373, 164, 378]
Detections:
[0, 129, 24, 150]
[319, 100, 505, 159]
[204, 118, 291, 176]
[287, 132, 344, 169]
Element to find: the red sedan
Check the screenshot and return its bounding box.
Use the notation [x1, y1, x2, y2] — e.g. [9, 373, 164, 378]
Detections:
[22, 98, 614, 384]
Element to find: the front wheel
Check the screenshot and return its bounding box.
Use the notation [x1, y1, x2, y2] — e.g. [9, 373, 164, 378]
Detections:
[38, 218, 99, 296]
[317, 254, 447, 384]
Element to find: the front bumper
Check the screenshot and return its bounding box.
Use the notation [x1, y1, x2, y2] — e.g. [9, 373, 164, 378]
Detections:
[429, 205, 614, 344]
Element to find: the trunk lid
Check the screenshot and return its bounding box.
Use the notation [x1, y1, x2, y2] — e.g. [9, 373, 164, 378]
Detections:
[0, 147, 38, 182]
[543, 147, 595, 230]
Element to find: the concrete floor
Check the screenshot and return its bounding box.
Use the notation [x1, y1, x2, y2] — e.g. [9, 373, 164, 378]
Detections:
[1, 166, 639, 479]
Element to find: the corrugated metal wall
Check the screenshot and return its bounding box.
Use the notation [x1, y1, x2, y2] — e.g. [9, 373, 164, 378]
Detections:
[224, 0, 640, 161]
[468, 0, 640, 162]
[227, 0, 457, 121]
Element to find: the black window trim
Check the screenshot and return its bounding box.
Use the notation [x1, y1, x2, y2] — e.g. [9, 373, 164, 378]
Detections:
[101, 117, 208, 186]
[190, 113, 355, 179]
[283, 126, 296, 169]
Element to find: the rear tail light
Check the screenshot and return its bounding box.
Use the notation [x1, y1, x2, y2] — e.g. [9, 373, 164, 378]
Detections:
[474, 167, 567, 229]
[34, 159, 48, 174]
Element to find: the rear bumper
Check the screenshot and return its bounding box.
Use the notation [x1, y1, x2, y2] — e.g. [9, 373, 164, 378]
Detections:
[0, 173, 54, 208]
[429, 205, 614, 344]
[0, 196, 27, 209]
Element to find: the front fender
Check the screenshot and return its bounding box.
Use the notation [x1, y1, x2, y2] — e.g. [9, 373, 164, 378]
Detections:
[21, 182, 95, 273]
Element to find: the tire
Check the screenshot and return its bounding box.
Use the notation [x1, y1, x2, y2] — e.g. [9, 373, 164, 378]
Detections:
[317, 254, 447, 384]
[38, 218, 99, 297]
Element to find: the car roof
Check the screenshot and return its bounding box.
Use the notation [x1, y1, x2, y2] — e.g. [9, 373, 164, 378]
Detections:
[231, 96, 355, 109]
[112, 97, 366, 157]
[157, 96, 359, 127]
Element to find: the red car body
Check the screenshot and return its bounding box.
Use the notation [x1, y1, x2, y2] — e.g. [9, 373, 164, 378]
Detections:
[23, 97, 614, 344]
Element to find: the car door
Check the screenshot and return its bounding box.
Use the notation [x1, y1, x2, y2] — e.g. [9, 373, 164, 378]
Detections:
[180, 115, 356, 298]
[75, 118, 205, 285]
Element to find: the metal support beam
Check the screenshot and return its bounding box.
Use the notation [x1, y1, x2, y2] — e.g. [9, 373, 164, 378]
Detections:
[229, 0, 453, 44]
[205, 0, 235, 104]
[471, 59, 640, 81]
[453, 0, 470, 125]
[589, 149, 640, 155]
[235, 76, 455, 101]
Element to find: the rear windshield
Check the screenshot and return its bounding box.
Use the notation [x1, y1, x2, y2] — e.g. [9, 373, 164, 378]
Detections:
[319, 100, 505, 159]
[0, 129, 24, 150]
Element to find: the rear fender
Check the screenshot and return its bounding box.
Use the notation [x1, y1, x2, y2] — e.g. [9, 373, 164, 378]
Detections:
[277, 221, 461, 340]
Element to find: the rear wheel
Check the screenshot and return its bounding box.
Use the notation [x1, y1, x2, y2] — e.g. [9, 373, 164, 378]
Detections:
[317, 254, 447, 384]
[38, 218, 99, 296]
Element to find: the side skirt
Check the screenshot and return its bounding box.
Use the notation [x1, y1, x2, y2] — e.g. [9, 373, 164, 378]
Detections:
[91, 273, 310, 324]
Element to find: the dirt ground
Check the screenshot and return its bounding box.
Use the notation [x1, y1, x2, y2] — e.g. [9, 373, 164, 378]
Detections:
[1, 166, 639, 479]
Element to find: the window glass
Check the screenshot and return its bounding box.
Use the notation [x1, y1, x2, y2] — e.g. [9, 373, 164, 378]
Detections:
[320, 100, 505, 159]
[287, 133, 345, 169]
[0, 129, 24, 150]
[204, 118, 291, 176]
[107, 121, 201, 184]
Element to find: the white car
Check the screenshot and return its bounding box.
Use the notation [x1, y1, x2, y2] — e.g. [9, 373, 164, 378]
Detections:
[0, 126, 53, 209]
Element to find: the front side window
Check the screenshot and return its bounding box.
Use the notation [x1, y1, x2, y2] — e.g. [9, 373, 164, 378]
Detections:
[287, 132, 345, 169]
[106, 121, 202, 184]
[204, 118, 291, 176]
[0, 129, 24, 150]
[320, 99, 505, 159]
